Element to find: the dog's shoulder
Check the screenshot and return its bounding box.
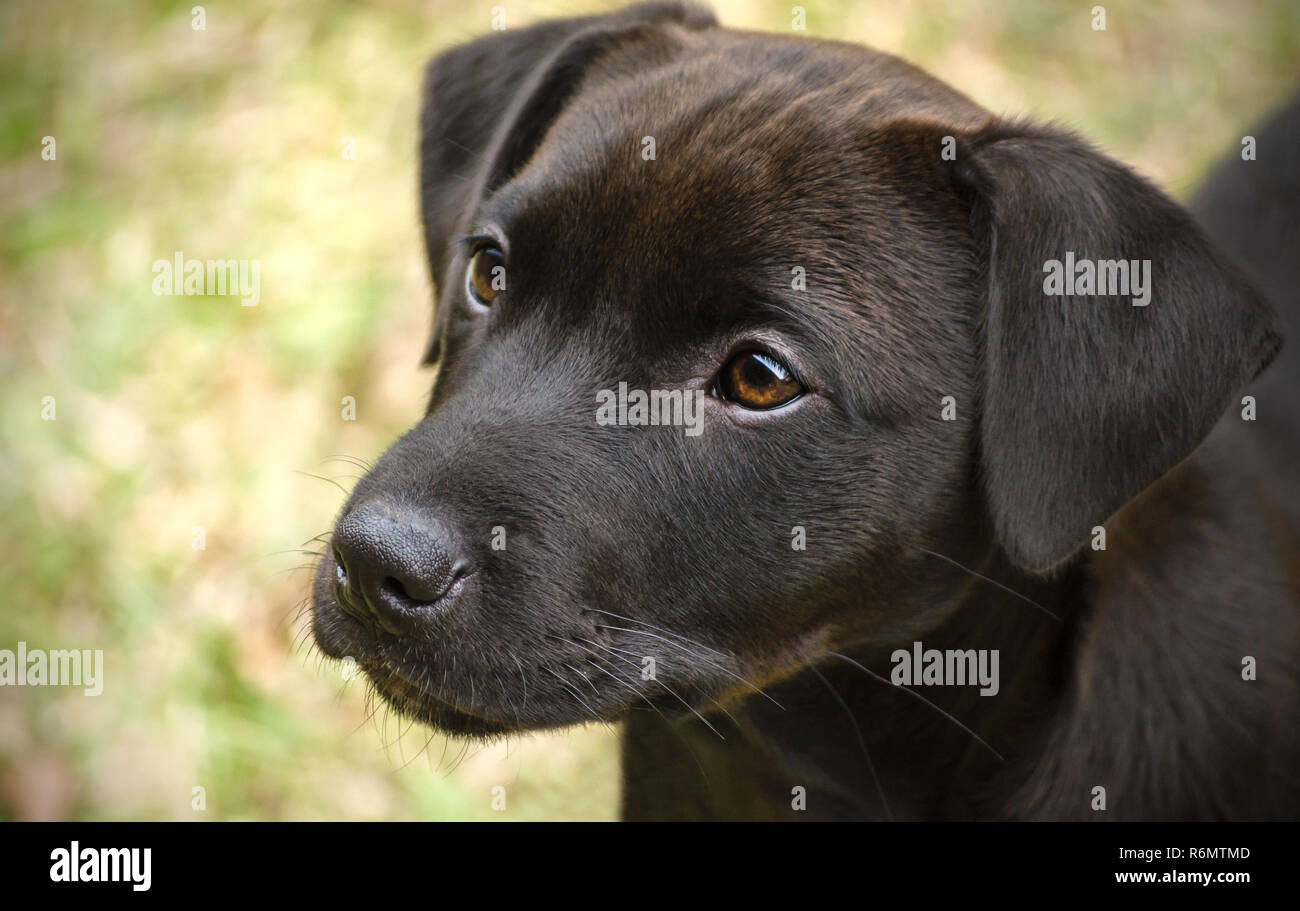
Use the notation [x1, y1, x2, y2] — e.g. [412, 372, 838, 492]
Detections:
[1011, 429, 1300, 818]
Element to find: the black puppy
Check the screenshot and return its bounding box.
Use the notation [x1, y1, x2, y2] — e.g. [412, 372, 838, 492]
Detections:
[311, 2, 1300, 820]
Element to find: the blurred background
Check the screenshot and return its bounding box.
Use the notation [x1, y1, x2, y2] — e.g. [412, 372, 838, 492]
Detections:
[0, 0, 1296, 821]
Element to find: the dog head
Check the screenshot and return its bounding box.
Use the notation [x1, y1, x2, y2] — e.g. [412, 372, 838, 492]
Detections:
[311, 2, 1281, 737]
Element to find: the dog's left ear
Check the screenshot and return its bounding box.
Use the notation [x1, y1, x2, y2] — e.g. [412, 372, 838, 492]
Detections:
[941, 122, 1283, 573]
[418, 2, 717, 364]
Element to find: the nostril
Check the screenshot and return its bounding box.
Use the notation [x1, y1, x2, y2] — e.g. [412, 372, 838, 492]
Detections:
[381, 562, 468, 606]
[382, 575, 427, 606]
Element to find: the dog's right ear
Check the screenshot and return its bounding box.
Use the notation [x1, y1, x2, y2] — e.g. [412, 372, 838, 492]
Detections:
[418, 2, 716, 364]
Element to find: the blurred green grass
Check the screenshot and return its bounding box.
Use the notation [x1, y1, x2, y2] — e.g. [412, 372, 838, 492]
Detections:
[0, 0, 1296, 820]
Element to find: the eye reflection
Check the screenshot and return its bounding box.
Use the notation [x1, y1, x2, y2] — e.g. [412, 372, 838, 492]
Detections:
[715, 350, 803, 410]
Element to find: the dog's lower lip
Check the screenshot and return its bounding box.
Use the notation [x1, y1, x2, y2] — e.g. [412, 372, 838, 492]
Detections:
[368, 660, 454, 708]
[364, 659, 516, 736]
[369, 642, 474, 713]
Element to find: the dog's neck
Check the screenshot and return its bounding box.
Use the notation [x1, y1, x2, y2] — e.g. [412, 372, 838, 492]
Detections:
[669, 435, 1297, 819]
[727, 547, 1079, 819]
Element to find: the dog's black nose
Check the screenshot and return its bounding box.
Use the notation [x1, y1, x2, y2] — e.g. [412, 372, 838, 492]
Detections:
[331, 500, 468, 633]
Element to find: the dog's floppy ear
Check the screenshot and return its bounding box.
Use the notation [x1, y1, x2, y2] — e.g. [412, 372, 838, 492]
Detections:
[418, 1, 716, 363]
[951, 122, 1283, 573]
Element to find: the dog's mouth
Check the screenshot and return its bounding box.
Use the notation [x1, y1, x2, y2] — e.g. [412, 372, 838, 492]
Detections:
[309, 544, 755, 739]
[310, 559, 514, 738]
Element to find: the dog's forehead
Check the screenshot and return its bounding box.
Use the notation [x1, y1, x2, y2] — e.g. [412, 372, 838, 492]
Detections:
[498, 35, 986, 270]
[473, 33, 989, 364]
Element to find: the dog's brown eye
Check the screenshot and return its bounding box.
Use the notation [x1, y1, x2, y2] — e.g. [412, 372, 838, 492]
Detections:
[716, 351, 803, 410]
[466, 246, 505, 306]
